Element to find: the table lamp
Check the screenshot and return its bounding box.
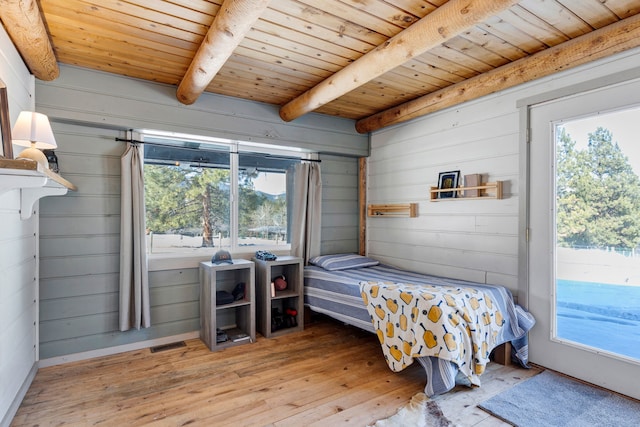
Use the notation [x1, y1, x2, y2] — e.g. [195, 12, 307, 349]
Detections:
[12, 111, 58, 169]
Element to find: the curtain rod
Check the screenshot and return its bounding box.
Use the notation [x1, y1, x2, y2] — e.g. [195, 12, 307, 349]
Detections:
[115, 137, 321, 162]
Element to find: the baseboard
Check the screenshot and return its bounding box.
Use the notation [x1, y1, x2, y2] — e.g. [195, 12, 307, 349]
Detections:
[1, 362, 38, 427]
[38, 331, 200, 368]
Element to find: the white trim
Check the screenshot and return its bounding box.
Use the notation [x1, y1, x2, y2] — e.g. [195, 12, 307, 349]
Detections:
[38, 331, 200, 368]
[147, 250, 291, 271]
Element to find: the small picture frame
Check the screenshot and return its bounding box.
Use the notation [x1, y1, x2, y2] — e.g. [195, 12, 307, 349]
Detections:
[437, 170, 460, 198]
[0, 79, 13, 159]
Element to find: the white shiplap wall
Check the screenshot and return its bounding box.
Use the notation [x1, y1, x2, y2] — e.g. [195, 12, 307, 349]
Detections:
[368, 46, 640, 299]
[0, 26, 37, 427]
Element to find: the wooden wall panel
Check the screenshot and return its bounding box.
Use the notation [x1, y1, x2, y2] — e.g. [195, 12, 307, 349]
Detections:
[36, 65, 368, 157]
[0, 23, 37, 426]
[35, 103, 363, 362]
[37, 123, 125, 359]
[319, 154, 360, 255]
[38, 123, 208, 360]
[39, 273, 119, 300]
[32, 66, 363, 362]
[367, 46, 640, 296]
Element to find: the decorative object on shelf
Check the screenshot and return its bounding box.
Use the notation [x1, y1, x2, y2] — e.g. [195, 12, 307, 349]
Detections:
[271, 307, 298, 331]
[232, 282, 246, 301]
[271, 307, 284, 332]
[367, 203, 418, 217]
[437, 170, 460, 198]
[216, 290, 235, 305]
[273, 275, 287, 291]
[216, 328, 228, 343]
[11, 111, 57, 169]
[255, 250, 277, 261]
[229, 331, 250, 342]
[211, 249, 233, 264]
[284, 307, 298, 328]
[43, 149, 59, 173]
[0, 79, 13, 159]
[463, 173, 481, 197]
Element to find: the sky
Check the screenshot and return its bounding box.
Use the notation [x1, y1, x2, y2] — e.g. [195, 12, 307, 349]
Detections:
[253, 171, 285, 195]
[559, 105, 640, 174]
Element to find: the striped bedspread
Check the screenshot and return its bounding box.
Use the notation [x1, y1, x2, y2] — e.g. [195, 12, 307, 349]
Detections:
[304, 264, 535, 396]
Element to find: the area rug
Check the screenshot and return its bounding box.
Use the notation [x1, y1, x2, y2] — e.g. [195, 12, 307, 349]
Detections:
[478, 370, 640, 427]
[367, 392, 453, 427]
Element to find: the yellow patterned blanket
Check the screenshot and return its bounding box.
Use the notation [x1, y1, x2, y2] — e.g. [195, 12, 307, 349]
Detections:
[359, 280, 506, 386]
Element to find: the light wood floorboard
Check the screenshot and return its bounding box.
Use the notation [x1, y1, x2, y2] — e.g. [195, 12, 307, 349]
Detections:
[12, 316, 541, 426]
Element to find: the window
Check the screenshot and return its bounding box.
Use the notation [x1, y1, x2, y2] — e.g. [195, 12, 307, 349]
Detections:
[141, 132, 305, 255]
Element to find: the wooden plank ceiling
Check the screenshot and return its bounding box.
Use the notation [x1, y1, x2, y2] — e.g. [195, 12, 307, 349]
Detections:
[2, 0, 640, 133]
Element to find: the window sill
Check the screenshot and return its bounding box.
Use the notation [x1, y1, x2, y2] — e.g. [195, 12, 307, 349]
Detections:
[148, 249, 292, 272]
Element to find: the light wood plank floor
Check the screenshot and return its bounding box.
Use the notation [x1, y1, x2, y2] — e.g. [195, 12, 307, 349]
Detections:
[12, 317, 541, 426]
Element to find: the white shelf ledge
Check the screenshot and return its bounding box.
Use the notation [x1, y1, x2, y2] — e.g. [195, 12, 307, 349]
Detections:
[0, 158, 77, 219]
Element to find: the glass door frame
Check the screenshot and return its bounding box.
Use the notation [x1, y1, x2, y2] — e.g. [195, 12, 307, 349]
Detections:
[519, 73, 640, 400]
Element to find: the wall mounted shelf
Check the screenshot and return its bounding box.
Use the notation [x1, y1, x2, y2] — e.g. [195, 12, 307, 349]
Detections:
[0, 158, 77, 219]
[367, 203, 418, 217]
[430, 181, 503, 201]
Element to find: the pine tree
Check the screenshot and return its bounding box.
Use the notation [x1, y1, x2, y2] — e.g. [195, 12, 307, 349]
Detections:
[557, 126, 640, 250]
[144, 164, 285, 248]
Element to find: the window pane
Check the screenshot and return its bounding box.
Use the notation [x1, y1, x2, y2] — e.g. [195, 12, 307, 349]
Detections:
[555, 106, 640, 361]
[144, 143, 231, 254]
[238, 153, 297, 250]
[142, 134, 303, 255]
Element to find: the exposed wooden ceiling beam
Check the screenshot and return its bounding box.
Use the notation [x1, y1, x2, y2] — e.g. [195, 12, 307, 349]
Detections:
[0, 0, 59, 81]
[278, 0, 518, 122]
[356, 13, 640, 133]
[176, 0, 271, 105]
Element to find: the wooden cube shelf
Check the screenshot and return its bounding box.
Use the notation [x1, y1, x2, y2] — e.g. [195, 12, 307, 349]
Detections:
[199, 259, 255, 351]
[253, 256, 304, 338]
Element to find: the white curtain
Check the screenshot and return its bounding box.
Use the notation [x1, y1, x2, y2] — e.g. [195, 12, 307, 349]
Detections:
[290, 161, 322, 264]
[119, 142, 151, 331]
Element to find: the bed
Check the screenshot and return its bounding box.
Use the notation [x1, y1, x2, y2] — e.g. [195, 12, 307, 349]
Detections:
[304, 254, 535, 396]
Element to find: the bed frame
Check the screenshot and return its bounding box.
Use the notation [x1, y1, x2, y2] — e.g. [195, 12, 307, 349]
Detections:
[303, 258, 534, 396]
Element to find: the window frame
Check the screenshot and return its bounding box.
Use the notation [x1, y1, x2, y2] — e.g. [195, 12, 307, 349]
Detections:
[140, 130, 313, 260]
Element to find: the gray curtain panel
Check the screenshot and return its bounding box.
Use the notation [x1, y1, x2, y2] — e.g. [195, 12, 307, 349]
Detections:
[119, 142, 151, 331]
[290, 162, 322, 264]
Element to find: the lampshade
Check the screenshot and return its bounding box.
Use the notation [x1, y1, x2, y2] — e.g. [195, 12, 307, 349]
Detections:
[12, 111, 58, 169]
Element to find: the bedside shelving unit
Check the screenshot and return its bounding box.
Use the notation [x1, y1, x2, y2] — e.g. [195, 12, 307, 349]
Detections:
[253, 256, 303, 338]
[199, 259, 256, 351]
